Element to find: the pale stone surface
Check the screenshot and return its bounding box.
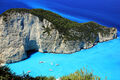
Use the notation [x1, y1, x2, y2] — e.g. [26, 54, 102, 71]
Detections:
[0, 13, 117, 63]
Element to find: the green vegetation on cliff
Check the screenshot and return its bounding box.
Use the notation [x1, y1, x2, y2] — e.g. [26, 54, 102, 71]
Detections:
[0, 66, 56, 80]
[0, 66, 103, 80]
[61, 69, 102, 80]
[0, 8, 111, 41]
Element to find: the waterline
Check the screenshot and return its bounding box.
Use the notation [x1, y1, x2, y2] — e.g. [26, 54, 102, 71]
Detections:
[8, 37, 120, 80]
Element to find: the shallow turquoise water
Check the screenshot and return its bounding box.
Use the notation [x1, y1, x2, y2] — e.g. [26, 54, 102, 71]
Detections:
[8, 36, 120, 80]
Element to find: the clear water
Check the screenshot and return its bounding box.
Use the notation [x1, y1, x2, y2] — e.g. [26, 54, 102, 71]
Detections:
[8, 35, 120, 80]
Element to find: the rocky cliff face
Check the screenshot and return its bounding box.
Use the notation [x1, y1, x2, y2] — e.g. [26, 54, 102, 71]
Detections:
[0, 12, 117, 63]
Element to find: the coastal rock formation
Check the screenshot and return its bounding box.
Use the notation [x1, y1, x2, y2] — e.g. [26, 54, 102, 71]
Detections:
[0, 9, 117, 63]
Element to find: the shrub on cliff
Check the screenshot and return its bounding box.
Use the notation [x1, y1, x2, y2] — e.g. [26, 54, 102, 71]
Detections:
[0, 66, 104, 80]
[60, 69, 101, 80]
[0, 66, 55, 80]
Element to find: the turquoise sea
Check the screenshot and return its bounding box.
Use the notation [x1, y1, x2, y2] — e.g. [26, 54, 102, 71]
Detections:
[8, 35, 120, 80]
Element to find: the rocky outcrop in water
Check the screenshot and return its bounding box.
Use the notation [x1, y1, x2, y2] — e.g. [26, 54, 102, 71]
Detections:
[0, 9, 117, 63]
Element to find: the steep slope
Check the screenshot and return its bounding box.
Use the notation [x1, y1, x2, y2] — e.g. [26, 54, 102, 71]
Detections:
[0, 9, 117, 63]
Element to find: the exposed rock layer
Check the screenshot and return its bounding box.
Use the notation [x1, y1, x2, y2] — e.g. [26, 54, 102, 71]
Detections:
[0, 11, 117, 63]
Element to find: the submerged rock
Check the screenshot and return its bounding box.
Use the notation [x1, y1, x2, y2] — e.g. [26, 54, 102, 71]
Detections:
[0, 9, 117, 63]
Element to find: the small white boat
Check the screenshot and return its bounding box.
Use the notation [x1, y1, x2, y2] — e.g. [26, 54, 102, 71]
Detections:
[27, 71, 31, 73]
[49, 69, 53, 71]
[56, 64, 59, 66]
[39, 61, 44, 63]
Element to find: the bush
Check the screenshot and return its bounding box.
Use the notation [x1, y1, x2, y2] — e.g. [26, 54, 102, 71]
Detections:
[0, 66, 104, 80]
[60, 69, 101, 80]
[0, 66, 56, 80]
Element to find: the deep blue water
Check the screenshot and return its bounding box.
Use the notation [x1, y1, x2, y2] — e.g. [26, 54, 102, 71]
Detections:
[8, 36, 120, 80]
[0, 0, 120, 30]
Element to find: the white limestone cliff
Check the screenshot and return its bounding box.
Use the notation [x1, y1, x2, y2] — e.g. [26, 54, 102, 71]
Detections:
[0, 13, 117, 63]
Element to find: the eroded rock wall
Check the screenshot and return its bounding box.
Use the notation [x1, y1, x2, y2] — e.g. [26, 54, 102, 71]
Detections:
[0, 13, 117, 63]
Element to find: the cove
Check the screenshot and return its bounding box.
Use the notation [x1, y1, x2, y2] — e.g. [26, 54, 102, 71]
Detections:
[8, 36, 120, 80]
